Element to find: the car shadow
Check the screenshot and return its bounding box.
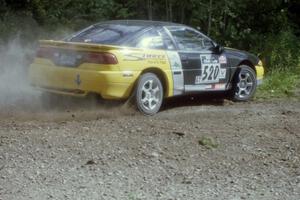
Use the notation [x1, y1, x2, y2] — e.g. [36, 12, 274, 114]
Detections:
[38, 92, 232, 114]
[161, 92, 231, 112]
[40, 93, 123, 110]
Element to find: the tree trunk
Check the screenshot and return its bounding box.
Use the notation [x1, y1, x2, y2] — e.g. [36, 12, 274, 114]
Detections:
[166, 0, 169, 21]
[180, 2, 185, 23]
[169, 1, 173, 21]
[148, 0, 152, 20]
[207, 0, 213, 36]
[223, 0, 227, 35]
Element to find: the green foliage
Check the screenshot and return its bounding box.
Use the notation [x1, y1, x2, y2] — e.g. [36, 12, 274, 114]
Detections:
[266, 31, 300, 72]
[257, 29, 300, 99]
[256, 69, 300, 99]
[198, 137, 218, 149]
[0, 0, 300, 77]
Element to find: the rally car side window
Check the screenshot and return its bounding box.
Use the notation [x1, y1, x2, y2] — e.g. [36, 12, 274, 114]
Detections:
[157, 28, 176, 50]
[132, 28, 175, 50]
[135, 29, 163, 49]
[167, 27, 214, 51]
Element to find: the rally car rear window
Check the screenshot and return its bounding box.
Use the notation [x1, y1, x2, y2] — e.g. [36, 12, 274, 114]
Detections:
[70, 24, 144, 45]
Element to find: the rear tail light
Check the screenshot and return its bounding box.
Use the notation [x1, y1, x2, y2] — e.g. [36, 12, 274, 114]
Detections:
[83, 52, 118, 64]
[36, 47, 118, 65]
[36, 47, 54, 59]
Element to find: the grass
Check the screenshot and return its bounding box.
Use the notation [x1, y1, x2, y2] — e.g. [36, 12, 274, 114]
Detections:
[256, 67, 300, 99]
[198, 137, 218, 149]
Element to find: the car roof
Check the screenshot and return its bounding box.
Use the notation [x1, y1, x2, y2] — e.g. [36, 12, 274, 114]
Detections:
[96, 20, 183, 27]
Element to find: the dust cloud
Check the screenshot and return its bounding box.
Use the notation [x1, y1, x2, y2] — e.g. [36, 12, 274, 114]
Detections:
[0, 37, 42, 111]
[0, 36, 130, 119]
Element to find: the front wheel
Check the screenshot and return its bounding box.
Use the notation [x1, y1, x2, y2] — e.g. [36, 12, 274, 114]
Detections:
[135, 73, 164, 115]
[230, 65, 257, 101]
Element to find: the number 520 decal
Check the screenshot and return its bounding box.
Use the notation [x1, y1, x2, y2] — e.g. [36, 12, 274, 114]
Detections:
[195, 54, 227, 84]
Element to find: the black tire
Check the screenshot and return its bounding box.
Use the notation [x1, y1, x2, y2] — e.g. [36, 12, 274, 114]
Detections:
[135, 73, 164, 115]
[230, 65, 257, 101]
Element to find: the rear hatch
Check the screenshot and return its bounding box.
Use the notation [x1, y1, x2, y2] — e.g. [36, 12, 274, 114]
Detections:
[36, 40, 120, 67]
[30, 40, 122, 94]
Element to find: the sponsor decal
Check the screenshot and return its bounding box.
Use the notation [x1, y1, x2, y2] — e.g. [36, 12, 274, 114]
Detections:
[167, 52, 182, 70]
[201, 56, 219, 64]
[185, 84, 213, 91]
[166, 51, 184, 95]
[143, 54, 165, 60]
[219, 68, 227, 79]
[123, 53, 145, 61]
[123, 53, 166, 61]
[173, 62, 180, 68]
[212, 83, 226, 90]
[196, 54, 227, 84]
[188, 83, 226, 90]
[219, 55, 227, 64]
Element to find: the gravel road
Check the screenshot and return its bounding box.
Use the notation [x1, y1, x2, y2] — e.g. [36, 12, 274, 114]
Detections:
[0, 96, 300, 200]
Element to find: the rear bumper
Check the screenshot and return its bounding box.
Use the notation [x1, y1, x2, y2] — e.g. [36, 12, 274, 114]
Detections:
[29, 63, 137, 99]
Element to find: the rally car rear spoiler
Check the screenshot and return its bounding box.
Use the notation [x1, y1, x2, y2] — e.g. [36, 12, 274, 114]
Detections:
[39, 40, 125, 52]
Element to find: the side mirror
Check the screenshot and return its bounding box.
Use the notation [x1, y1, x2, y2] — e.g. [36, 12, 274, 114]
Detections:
[214, 44, 224, 53]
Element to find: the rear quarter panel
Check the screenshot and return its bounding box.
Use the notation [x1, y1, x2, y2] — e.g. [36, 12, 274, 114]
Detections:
[112, 48, 174, 97]
[30, 41, 174, 99]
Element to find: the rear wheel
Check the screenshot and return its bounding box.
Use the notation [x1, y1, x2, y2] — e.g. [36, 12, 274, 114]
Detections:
[230, 65, 257, 101]
[135, 73, 163, 115]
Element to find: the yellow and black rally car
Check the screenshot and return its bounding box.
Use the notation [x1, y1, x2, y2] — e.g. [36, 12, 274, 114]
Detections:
[30, 20, 264, 115]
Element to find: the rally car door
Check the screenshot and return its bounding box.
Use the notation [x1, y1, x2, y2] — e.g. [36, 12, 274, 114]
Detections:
[166, 27, 229, 92]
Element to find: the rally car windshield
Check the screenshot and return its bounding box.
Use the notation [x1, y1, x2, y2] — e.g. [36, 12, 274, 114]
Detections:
[69, 24, 144, 45]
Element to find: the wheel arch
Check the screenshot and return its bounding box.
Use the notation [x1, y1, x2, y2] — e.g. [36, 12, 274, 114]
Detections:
[139, 67, 170, 98]
[229, 60, 257, 87]
[238, 60, 256, 74]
